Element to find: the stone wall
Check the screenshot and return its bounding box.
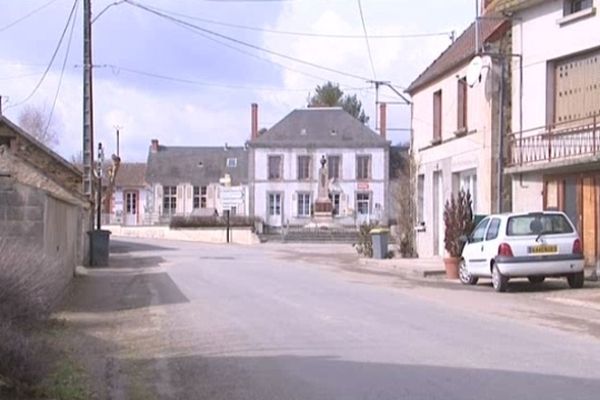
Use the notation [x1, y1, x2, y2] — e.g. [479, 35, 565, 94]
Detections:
[0, 179, 86, 299]
[0, 180, 45, 246]
[105, 225, 260, 245]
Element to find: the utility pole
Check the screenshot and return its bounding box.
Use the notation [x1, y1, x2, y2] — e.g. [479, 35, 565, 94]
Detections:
[114, 125, 122, 157]
[83, 0, 94, 198]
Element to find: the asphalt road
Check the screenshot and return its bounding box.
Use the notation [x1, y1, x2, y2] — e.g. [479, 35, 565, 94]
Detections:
[101, 238, 600, 400]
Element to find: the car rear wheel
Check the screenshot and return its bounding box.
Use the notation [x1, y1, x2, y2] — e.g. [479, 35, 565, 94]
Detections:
[492, 264, 508, 293]
[528, 276, 545, 284]
[567, 271, 584, 289]
[459, 260, 478, 286]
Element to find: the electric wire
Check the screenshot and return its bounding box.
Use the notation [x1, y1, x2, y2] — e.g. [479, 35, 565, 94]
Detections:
[357, 0, 377, 80]
[44, 0, 80, 136]
[124, 0, 372, 82]
[0, 0, 60, 33]
[5, 0, 79, 109]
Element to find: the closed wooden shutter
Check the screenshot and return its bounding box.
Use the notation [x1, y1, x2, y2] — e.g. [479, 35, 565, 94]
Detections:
[555, 48, 600, 125]
[457, 78, 467, 130]
[433, 90, 442, 141]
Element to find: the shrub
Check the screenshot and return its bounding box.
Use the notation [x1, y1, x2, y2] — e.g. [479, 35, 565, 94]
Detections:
[443, 189, 475, 258]
[0, 236, 65, 391]
[170, 215, 260, 229]
[353, 222, 378, 258]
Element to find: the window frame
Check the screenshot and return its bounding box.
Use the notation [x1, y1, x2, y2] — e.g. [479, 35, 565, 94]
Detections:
[417, 174, 425, 223]
[457, 77, 468, 132]
[564, 0, 593, 15]
[268, 155, 283, 181]
[163, 186, 177, 214]
[327, 155, 341, 180]
[356, 192, 371, 215]
[356, 155, 371, 180]
[226, 157, 238, 168]
[297, 192, 312, 217]
[297, 155, 312, 181]
[268, 193, 282, 216]
[485, 218, 501, 241]
[433, 89, 442, 143]
[470, 217, 490, 243]
[193, 186, 208, 209]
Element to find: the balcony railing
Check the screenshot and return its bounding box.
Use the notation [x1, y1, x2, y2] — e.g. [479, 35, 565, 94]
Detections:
[508, 115, 599, 167]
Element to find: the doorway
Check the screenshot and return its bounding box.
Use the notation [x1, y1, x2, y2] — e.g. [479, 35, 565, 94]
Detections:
[125, 191, 138, 226]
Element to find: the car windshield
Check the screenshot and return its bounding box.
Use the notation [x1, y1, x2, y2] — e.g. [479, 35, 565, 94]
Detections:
[506, 214, 574, 236]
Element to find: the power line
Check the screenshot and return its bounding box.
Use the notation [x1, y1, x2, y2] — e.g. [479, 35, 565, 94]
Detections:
[0, 0, 60, 33]
[45, 0, 80, 136]
[137, 3, 453, 40]
[96, 64, 372, 93]
[5, 0, 79, 109]
[357, 0, 377, 80]
[124, 0, 372, 82]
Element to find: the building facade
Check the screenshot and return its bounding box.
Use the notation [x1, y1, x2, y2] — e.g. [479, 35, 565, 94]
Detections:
[145, 140, 249, 223]
[248, 106, 390, 230]
[407, 19, 510, 257]
[0, 111, 90, 274]
[504, 0, 600, 271]
[102, 163, 150, 226]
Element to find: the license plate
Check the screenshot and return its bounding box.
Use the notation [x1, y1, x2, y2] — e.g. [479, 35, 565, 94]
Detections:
[528, 244, 558, 254]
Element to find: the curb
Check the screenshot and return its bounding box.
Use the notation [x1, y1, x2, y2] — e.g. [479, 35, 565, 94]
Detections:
[357, 258, 446, 279]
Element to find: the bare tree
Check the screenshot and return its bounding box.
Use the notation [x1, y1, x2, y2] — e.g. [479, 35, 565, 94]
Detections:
[17, 104, 60, 148]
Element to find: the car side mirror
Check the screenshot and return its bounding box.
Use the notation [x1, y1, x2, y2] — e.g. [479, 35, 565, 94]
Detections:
[459, 235, 470, 244]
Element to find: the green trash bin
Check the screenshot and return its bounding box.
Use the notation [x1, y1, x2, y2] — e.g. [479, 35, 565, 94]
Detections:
[370, 228, 390, 259]
[88, 229, 111, 267]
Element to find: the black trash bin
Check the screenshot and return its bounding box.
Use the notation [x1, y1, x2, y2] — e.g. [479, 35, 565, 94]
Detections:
[88, 229, 111, 267]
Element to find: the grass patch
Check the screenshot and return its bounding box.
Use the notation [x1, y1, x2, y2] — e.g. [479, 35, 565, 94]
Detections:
[36, 358, 92, 400]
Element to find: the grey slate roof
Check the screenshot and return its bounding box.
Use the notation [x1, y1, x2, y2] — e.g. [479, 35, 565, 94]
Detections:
[146, 146, 249, 186]
[250, 108, 388, 148]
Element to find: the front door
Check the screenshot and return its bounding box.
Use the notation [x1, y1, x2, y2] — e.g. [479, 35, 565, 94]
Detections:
[267, 193, 282, 227]
[582, 177, 597, 267]
[125, 191, 138, 226]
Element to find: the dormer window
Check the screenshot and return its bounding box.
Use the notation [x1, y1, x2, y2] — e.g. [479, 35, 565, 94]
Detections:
[564, 0, 593, 16]
[226, 158, 237, 168]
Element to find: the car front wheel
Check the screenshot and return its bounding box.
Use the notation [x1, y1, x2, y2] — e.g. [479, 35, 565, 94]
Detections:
[567, 271, 584, 289]
[492, 264, 508, 293]
[459, 259, 478, 286]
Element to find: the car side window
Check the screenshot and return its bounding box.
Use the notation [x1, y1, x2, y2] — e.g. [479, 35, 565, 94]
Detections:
[471, 218, 490, 243]
[485, 218, 501, 241]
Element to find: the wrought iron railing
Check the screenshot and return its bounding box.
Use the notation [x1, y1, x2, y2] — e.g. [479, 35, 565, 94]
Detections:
[508, 115, 599, 167]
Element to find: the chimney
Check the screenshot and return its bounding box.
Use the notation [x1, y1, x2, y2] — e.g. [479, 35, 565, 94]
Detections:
[151, 139, 159, 153]
[379, 103, 387, 139]
[251, 103, 258, 140]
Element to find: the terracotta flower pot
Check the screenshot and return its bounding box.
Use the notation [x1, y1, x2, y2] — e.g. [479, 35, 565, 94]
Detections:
[443, 257, 460, 280]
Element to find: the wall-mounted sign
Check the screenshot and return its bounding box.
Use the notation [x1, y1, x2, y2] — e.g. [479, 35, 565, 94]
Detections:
[357, 182, 370, 191]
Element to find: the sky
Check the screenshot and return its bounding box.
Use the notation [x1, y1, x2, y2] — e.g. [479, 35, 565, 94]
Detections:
[0, 0, 477, 162]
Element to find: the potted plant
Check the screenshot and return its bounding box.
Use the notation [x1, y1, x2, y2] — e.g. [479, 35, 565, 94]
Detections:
[443, 190, 475, 279]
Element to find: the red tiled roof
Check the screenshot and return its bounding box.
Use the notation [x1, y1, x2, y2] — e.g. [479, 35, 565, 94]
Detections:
[406, 19, 508, 94]
[115, 163, 147, 187]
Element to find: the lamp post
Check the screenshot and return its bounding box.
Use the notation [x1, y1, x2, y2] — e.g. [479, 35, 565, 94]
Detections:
[96, 142, 104, 230]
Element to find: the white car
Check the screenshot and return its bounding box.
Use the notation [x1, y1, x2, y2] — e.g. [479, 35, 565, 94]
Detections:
[459, 211, 585, 292]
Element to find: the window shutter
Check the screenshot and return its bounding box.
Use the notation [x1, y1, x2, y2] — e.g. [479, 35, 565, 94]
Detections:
[292, 192, 298, 217]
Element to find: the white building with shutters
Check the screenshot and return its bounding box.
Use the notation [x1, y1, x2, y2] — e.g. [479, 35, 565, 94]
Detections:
[406, 17, 510, 258]
[145, 140, 250, 224]
[501, 0, 600, 272]
[247, 107, 390, 230]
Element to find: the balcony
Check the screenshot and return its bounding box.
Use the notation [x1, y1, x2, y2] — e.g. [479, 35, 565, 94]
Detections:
[508, 115, 600, 167]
